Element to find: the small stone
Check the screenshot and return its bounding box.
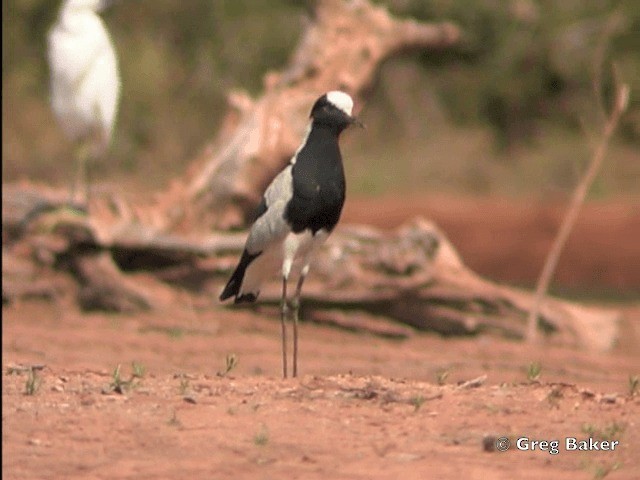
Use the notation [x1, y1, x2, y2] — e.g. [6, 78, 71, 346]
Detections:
[482, 435, 497, 452]
[393, 452, 422, 462]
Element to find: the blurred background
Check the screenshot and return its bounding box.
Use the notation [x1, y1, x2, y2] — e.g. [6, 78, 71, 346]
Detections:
[3, 0, 639, 195]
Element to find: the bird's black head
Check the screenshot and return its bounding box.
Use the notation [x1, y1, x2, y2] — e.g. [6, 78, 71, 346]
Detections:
[310, 91, 361, 132]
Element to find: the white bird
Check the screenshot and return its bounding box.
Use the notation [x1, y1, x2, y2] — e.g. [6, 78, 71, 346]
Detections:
[220, 91, 362, 378]
[47, 0, 121, 207]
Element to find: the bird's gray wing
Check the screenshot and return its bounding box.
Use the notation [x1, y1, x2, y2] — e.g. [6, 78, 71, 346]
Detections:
[244, 164, 294, 255]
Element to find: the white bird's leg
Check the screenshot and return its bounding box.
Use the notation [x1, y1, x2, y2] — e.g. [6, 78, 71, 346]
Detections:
[84, 149, 93, 208]
[72, 142, 91, 208]
[70, 145, 81, 205]
[291, 265, 309, 378]
[280, 276, 289, 379]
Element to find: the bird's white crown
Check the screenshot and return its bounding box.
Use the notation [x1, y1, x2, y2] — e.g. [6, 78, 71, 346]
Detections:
[326, 91, 354, 117]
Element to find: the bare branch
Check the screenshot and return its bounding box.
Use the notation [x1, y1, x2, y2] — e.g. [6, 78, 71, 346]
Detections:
[527, 52, 629, 342]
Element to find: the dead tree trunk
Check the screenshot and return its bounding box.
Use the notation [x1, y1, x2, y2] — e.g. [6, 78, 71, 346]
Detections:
[153, 0, 461, 231]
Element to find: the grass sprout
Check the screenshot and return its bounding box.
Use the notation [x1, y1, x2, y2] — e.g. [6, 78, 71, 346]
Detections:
[526, 362, 542, 382]
[217, 353, 238, 377]
[254, 424, 269, 446]
[628, 375, 639, 397]
[24, 368, 41, 396]
[108, 362, 145, 394]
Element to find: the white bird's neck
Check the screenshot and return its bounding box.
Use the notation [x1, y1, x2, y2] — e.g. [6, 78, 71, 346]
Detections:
[57, 2, 106, 35]
[59, 1, 103, 21]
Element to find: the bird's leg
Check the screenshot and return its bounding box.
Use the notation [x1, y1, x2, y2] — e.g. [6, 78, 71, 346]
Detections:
[71, 142, 91, 209]
[70, 146, 80, 205]
[291, 268, 309, 378]
[84, 148, 93, 208]
[280, 276, 289, 379]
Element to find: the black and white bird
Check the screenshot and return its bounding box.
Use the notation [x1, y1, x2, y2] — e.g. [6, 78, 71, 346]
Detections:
[219, 91, 361, 378]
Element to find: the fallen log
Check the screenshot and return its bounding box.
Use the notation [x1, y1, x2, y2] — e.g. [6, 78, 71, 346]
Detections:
[252, 219, 620, 351]
[1, 189, 620, 350]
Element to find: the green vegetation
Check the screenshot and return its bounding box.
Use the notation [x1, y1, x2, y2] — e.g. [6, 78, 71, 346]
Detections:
[108, 362, 145, 394]
[3, 1, 639, 197]
[629, 374, 639, 397]
[581, 421, 626, 442]
[409, 394, 426, 411]
[109, 364, 127, 393]
[131, 361, 146, 379]
[253, 424, 269, 446]
[177, 375, 191, 396]
[167, 410, 182, 428]
[591, 462, 622, 480]
[526, 361, 542, 381]
[24, 368, 41, 396]
[435, 368, 450, 386]
[217, 353, 238, 377]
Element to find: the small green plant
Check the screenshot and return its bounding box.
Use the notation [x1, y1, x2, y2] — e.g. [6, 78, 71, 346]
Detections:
[108, 363, 144, 394]
[253, 425, 269, 446]
[168, 410, 182, 427]
[131, 361, 146, 379]
[178, 376, 190, 395]
[600, 423, 625, 442]
[217, 353, 238, 377]
[410, 394, 425, 412]
[628, 375, 639, 397]
[526, 362, 542, 382]
[582, 423, 596, 437]
[167, 327, 184, 339]
[110, 364, 126, 393]
[24, 368, 41, 396]
[581, 422, 625, 442]
[592, 461, 621, 480]
[436, 369, 450, 386]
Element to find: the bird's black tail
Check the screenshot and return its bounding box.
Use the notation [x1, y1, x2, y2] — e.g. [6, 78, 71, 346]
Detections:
[219, 249, 260, 303]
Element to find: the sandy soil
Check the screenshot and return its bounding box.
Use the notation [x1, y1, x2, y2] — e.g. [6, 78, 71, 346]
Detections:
[3, 195, 640, 479]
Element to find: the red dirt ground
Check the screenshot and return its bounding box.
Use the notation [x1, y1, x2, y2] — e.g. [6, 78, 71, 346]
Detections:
[3, 195, 640, 479]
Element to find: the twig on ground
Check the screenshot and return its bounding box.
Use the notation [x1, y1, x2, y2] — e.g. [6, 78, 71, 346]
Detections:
[456, 375, 487, 390]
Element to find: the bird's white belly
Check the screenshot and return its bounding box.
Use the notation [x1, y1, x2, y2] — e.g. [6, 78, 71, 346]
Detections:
[283, 229, 329, 279]
[240, 229, 329, 298]
[52, 93, 98, 140]
[48, 22, 119, 147]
